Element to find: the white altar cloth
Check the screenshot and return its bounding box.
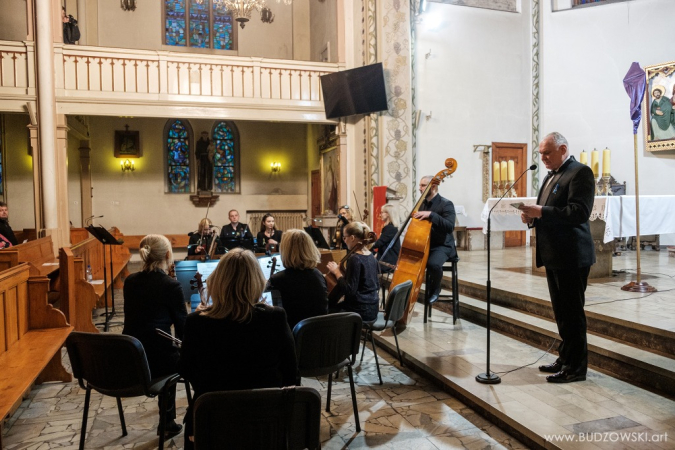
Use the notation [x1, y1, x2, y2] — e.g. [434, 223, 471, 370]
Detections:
[481, 195, 675, 243]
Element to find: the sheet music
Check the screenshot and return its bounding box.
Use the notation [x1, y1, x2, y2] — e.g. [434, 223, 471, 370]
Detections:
[196, 261, 220, 281]
[257, 255, 285, 279]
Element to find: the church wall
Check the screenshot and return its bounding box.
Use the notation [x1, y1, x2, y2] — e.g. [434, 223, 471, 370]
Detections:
[66, 134, 81, 228]
[541, 0, 675, 244]
[85, 117, 309, 237]
[3, 113, 35, 230]
[0, 0, 27, 41]
[415, 1, 532, 223]
[310, 0, 339, 62]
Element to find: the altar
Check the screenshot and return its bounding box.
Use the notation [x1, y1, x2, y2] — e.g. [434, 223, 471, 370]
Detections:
[481, 195, 675, 278]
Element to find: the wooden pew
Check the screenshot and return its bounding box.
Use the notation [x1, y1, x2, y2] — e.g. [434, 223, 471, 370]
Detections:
[0, 236, 60, 278]
[70, 228, 90, 245]
[59, 247, 99, 333]
[0, 264, 73, 448]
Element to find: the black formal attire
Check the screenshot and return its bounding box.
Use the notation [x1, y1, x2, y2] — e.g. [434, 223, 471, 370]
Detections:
[268, 268, 328, 330]
[328, 253, 379, 322]
[257, 229, 283, 253]
[188, 232, 222, 255]
[532, 156, 595, 376]
[0, 219, 18, 247]
[122, 269, 187, 425]
[419, 194, 457, 298]
[371, 223, 400, 272]
[219, 222, 254, 250]
[178, 305, 297, 449]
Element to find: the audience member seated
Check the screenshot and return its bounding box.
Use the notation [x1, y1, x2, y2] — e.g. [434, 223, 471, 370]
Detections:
[188, 218, 222, 256]
[122, 234, 187, 438]
[371, 204, 401, 273]
[219, 209, 254, 251]
[179, 248, 297, 450]
[256, 213, 283, 253]
[267, 229, 328, 330]
[326, 222, 379, 322]
[0, 201, 19, 248]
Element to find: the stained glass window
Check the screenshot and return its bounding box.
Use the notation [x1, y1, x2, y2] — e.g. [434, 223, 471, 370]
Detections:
[212, 121, 238, 193]
[166, 120, 191, 193]
[164, 0, 234, 50]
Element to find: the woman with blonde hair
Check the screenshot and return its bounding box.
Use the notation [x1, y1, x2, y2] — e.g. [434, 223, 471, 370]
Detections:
[371, 204, 401, 272]
[326, 222, 380, 321]
[188, 217, 221, 255]
[123, 234, 187, 438]
[179, 248, 297, 450]
[268, 229, 328, 330]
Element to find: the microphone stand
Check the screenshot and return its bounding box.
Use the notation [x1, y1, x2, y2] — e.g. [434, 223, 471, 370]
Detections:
[476, 165, 535, 385]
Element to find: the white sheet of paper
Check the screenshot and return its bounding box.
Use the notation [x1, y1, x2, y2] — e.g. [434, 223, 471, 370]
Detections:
[42, 262, 60, 266]
[89, 280, 104, 285]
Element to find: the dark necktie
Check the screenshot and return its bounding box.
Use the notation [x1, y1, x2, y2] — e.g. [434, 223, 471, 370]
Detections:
[539, 171, 557, 203]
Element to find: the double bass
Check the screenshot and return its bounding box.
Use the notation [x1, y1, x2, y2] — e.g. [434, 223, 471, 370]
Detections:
[387, 158, 457, 326]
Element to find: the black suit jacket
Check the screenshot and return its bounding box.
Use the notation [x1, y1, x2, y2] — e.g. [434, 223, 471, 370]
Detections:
[533, 157, 595, 270]
[372, 223, 400, 268]
[220, 223, 254, 250]
[420, 194, 457, 257]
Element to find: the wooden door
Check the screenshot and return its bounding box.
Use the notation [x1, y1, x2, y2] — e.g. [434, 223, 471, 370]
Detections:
[492, 142, 528, 247]
[311, 170, 321, 218]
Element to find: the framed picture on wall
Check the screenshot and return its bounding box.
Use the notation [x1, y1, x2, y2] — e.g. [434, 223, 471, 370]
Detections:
[320, 146, 339, 215]
[644, 60, 675, 152]
[114, 126, 141, 158]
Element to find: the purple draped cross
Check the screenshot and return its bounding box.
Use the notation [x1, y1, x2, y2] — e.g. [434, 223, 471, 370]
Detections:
[623, 62, 646, 135]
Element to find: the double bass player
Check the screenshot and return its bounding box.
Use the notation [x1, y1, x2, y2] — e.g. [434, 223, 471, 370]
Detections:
[413, 175, 457, 304]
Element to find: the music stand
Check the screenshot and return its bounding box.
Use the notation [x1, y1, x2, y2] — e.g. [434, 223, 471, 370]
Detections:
[304, 226, 330, 250]
[86, 225, 123, 332]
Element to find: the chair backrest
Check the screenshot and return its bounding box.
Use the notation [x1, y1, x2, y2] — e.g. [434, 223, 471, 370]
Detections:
[292, 312, 362, 377]
[385, 280, 413, 324]
[193, 387, 321, 450]
[65, 331, 152, 397]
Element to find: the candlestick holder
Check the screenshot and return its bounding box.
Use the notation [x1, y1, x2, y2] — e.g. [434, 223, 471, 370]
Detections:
[492, 181, 501, 198]
[594, 176, 601, 196]
[504, 181, 517, 197]
[600, 174, 612, 196]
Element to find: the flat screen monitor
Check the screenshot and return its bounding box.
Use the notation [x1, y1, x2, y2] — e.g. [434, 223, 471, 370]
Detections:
[320, 63, 388, 119]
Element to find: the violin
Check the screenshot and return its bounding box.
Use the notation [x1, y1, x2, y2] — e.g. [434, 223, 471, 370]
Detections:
[325, 231, 377, 294]
[190, 271, 209, 308]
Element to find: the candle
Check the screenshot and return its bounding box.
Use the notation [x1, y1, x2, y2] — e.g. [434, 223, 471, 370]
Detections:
[507, 160, 515, 181]
[500, 161, 507, 183]
[602, 148, 610, 175]
[493, 161, 500, 183]
[579, 151, 587, 165]
[591, 149, 599, 177]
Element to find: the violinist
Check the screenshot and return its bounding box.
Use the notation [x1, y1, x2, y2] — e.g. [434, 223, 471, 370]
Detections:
[326, 222, 380, 322]
[122, 235, 187, 438]
[256, 213, 283, 253]
[332, 205, 352, 249]
[220, 209, 254, 250]
[371, 204, 401, 273]
[188, 218, 221, 256]
[413, 175, 457, 304]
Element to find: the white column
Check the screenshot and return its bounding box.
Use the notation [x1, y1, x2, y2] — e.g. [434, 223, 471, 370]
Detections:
[76, 0, 86, 45]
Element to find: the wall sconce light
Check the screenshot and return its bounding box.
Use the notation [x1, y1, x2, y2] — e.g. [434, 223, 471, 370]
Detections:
[121, 159, 135, 172]
[270, 161, 281, 174]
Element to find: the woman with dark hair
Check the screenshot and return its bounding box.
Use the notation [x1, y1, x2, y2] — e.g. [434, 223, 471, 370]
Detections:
[123, 234, 187, 438]
[256, 213, 283, 252]
[179, 249, 297, 449]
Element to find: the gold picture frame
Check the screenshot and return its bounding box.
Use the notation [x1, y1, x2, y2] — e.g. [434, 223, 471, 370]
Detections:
[114, 127, 141, 158]
[320, 146, 339, 215]
[644, 60, 675, 152]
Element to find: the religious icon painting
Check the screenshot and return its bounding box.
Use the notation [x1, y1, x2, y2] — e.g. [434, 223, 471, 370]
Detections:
[114, 126, 141, 158]
[644, 60, 675, 152]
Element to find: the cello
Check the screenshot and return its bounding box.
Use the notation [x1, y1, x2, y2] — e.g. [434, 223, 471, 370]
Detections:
[387, 158, 457, 326]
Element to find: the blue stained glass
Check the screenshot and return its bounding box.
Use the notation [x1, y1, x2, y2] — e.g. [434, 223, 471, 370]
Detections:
[167, 120, 191, 193]
[189, 0, 210, 48]
[213, 6, 233, 50]
[165, 0, 186, 46]
[212, 122, 236, 193]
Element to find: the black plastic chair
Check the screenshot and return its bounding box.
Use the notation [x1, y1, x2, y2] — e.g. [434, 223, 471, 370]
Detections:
[293, 312, 362, 432]
[424, 256, 460, 324]
[65, 332, 180, 450]
[361, 280, 412, 384]
[193, 387, 321, 450]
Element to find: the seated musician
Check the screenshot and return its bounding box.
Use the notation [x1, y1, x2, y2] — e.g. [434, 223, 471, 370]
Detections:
[188, 218, 221, 255]
[0, 202, 19, 248]
[219, 209, 253, 250]
[332, 205, 352, 249]
[256, 213, 283, 253]
[122, 235, 187, 439]
[413, 175, 457, 304]
[326, 222, 379, 322]
[371, 204, 401, 273]
[267, 229, 328, 330]
[179, 248, 297, 450]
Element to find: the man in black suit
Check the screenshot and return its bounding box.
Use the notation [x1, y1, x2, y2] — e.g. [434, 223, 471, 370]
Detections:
[0, 202, 18, 248]
[220, 209, 253, 250]
[414, 175, 457, 304]
[520, 132, 595, 383]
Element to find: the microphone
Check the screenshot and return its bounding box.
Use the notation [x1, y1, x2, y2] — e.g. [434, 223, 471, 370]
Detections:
[84, 215, 104, 226]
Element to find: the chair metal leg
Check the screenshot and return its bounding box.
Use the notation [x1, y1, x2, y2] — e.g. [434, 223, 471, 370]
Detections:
[326, 372, 333, 413]
[158, 390, 167, 450]
[360, 328, 369, 363]
[347, 365, 361, 432]
[392, 326, 403, 367]
[79, 387, 91, 450]
[453, 263, 459, 324]
[370, 331, 383, 385]
[184, 380, 193, 407]
[116, 397, 127, 436]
